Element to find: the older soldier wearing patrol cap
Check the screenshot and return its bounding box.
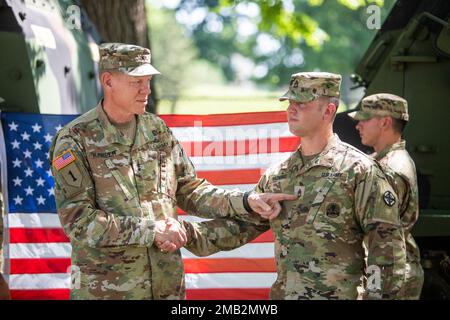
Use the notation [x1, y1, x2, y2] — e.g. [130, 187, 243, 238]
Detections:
[247, 72, 407, 299]
[350, 93, 424, 299]
[49, 43, 294, 300]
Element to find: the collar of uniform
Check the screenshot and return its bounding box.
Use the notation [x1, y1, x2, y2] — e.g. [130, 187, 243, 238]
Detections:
[133, 115, 156, 148]
[310, 133, 339, 168]
[374, 139, 406, 161]
[96, 102, 133, 146]
[294, 134, 338, 172]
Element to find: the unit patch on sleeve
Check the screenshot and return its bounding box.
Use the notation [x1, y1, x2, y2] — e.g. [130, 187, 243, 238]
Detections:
[383, 190, 396, 207]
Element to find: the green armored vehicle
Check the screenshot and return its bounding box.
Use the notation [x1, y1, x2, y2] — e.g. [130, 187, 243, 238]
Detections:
[0, 0, 100, 114]
[335, 0, 450, 299]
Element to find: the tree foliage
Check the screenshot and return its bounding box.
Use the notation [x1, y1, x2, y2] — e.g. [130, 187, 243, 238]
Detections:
[80, 0, 158, 111]
[148, 9, 197, 105]
[169, 0, 396, 87]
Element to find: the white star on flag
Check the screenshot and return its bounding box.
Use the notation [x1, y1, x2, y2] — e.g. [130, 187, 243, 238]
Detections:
[36, 195, 46, 205]
[8, 121, 18, 131]
[32, 123, 42, 133]
[48, 187, 55, 196]
[35, 158, 44, 168]
[11, 139, 20, 149]
[24, 186, 34, 196]
[21, 131, 31, 141]
[12, 158, 22, 168]
[36, 177, 46, 187]
[44, 133, 53, 143]
[46, 169, 52, 177]
[33, 141, 43, 150]
[55, 124, 63, 132]
[13, 195, 23, 205]
[23, 149, 32, 158]
[24, 167, 34, 177]
[12, 176, 23, 186]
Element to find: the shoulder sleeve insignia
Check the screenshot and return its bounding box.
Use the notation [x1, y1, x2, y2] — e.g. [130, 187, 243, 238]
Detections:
[53, 149, 77, 171]
[383, 190, 396, 207]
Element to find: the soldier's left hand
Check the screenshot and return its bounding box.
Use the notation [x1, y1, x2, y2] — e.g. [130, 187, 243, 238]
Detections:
[248, 192, 297, 220]
[156, 240, 177, 253]
[154, 217, 187, 253]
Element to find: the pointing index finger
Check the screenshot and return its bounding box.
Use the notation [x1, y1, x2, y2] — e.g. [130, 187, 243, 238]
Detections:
[266, 193, 297, 201]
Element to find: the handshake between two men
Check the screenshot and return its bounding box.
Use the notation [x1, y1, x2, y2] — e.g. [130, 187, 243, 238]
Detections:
[154, 192, 296, 253]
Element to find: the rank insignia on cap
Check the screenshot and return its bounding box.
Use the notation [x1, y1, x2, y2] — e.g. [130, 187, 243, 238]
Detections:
[383, 191, 396, 207]
[53, 150, 76, 171]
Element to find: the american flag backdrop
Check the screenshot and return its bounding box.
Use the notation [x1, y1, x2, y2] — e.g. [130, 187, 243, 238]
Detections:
[0, 110, 300, 300]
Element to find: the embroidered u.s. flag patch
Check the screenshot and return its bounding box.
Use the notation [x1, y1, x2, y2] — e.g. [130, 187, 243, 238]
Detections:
[53, 149, 76, 171]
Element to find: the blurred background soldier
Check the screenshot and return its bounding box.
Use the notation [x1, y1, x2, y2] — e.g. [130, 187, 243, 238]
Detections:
[350, 93, 424, 299]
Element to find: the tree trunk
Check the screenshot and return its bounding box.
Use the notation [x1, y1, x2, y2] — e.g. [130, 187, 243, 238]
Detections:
[80, 0, 157, 113]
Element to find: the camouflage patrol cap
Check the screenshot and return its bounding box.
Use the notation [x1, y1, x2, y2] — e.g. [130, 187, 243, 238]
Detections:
[279, 72, 342, 103]
[348, 93, 409, 121]
[99, 43, 160, 76]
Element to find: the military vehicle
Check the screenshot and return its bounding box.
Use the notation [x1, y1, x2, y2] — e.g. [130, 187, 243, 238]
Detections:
[335, 0, 450, 299]
[0, 0, 100, 114]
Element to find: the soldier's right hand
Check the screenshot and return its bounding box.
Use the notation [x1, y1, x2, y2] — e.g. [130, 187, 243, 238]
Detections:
[154, 218, 187, 253]
[247, 192, 297, 220]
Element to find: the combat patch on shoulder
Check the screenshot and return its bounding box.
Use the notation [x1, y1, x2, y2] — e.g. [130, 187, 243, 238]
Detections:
[383, 190, 396, 207]
[53, 150, 76, 171]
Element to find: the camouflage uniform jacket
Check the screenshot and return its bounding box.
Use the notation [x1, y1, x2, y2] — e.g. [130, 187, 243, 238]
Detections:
[255, 134, 406, 299]
[374, 140, 423, 298]
[374, 140, 420, 263]
[50, 102, 248, 300]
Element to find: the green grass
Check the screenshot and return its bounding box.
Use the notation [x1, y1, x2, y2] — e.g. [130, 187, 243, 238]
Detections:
[156, 84, 287, 115]
[156, 84, 350, 115]
[157, 97, 287, 115]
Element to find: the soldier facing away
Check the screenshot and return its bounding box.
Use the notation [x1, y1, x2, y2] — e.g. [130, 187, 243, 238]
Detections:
[179, 72, 408, 299]
[349, 93, 424, 299]
[49, 43, 294, 300]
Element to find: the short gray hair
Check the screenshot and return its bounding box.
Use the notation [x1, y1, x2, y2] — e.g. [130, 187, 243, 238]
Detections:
[318, 96, 340, 120]
[329, 97, 340, 108]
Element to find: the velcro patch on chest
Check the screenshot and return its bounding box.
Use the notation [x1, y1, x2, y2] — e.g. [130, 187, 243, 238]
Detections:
[53, 150, 76, 171]
[321, 172, 347, 180]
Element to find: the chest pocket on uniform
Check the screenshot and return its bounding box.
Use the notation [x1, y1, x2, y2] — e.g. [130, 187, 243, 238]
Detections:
[305, 151, 349, 225]
[134, 149, 162, 194]
[308, 172, 353, 234]
[104, 159, 135, 201]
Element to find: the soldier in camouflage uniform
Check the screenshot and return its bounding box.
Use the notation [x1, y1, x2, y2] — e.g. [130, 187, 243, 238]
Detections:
[253, 73, 407, 299]
[349, 93, 424, 299]
[50, 43, 294, 300]
[229, 72, 405, 299]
